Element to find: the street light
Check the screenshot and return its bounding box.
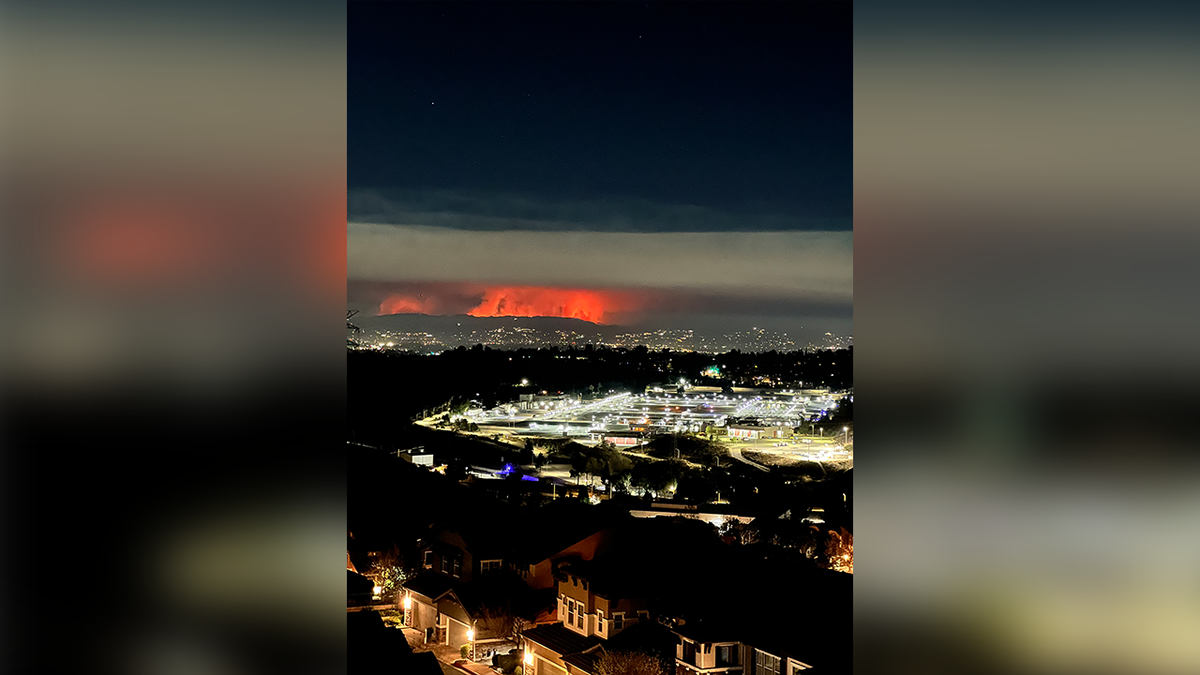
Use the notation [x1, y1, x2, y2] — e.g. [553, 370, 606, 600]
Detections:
[843, 426, 849, 444]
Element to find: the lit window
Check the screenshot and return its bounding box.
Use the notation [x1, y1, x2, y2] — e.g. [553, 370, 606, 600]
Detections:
[716, 645, 736, 667]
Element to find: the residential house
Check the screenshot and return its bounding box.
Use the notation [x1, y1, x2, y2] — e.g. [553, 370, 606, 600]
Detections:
[672, 620, 819, 675]
[436, 583, 523, 661]
[522, 616, 675, 675]
[673, 620, 745, 674]
[417, 520, 509, 584]
[403, 568, 543, 660]
[520, 556, 659, 675]
[401, 571, 459, 644]
[555, 562, 652, 641]
[522, 622, 603, 675]
[509, 527, 617, 590]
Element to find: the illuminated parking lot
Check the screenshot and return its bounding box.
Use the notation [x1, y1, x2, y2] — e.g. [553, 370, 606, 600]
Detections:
[467, 391, 843, 439]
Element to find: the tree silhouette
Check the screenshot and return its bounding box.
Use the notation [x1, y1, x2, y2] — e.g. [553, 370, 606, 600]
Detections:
[594, 650, 666, 675]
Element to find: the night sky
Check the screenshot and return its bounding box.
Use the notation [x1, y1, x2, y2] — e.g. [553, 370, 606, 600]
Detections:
[348, 1, 851, 340]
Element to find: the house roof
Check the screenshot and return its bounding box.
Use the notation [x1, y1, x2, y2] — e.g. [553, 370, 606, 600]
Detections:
[673, 618, 740, 644]
[348, 570, 375, 595]
[509, 500, 625, 565]
[560, 624, 675, 675]
[523, 623, 602, 657]
[554, 518, 729, 601]
[403, 571, 459, 601]
[561, 648, 603, 673]
[426, 518, 511, 559]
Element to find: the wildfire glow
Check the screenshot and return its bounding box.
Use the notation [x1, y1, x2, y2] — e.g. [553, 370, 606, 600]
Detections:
[467, 287, 627, 323]
[376, 285, 647, 323]
[379, 294, 435, 315]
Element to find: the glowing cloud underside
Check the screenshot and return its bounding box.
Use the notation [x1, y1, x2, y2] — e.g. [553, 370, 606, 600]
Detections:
[468, 287, 620, 323]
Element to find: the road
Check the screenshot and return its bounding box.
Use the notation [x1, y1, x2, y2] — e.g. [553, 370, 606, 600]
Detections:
[726, 446, 770, 472]
[724, 436, 853, 470]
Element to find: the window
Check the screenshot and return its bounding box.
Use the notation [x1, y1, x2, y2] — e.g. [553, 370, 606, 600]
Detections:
[423, 551, 434, 568]
[568, 600, 575, 626]
[716, 645, 737, 667]
[754, 650, 780, 675]
[613, 613, 623, 631]
[480, 559, 502, 574]
[441, 556, 449, 574]
[452, 557, 461, 577]
[637, 610, 649, 622]
[597, 610, 605, 633]
[682, 640, 696, 666]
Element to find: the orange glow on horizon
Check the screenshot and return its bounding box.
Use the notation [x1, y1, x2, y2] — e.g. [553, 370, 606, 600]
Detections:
[378, 285, 646, 323]
[468, 287, 622, 323]
[379, 293, 435, 315]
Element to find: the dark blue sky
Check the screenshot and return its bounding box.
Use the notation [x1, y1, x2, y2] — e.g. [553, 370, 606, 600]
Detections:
[350, 1, 851, 225]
